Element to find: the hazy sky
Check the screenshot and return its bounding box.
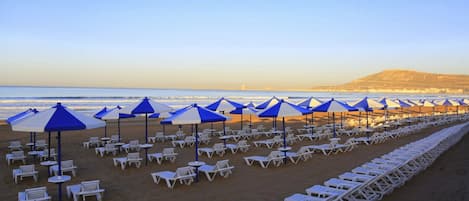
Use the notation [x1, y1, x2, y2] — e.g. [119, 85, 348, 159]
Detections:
[1, 1, 469, 90]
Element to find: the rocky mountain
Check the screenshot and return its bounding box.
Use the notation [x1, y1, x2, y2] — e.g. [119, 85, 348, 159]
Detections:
[313, 69, 469, 94]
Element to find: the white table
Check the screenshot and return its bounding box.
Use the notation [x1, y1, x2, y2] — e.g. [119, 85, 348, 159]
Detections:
[188, 161, 206, 182]
[41, 161, 57, 176]
[140, 144, 153, 165]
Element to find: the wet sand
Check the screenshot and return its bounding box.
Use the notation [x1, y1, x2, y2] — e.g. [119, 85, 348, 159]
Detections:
[0, 116, 466, 201]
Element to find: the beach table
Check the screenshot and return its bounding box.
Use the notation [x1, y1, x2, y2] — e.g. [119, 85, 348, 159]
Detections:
[41, 160, 57, 176]
[140, 144, 153, 165]
[278, 146, 292, 164]
[219, 136, 230, 147]
[49, 175, 71, 201]
[188, 161, 205, 183]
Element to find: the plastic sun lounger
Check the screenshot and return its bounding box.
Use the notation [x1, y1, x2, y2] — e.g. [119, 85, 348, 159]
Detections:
[50, 160, 77, 177]
[18, 186, 51, 201]
[226, 140, 250, 154]
[198, 160, 234, 182]
[244, 151, 283, 168]
[305, 185, 346, 199]
[13, 165, 39, 184]
[66, 180, 105, 201]
[147, 148, 178, 164]
[113, 153, 142, 170]
[197, 143, 226, 158]
[284, 193, 330, 201]
[6, 151, 27, 165]
[151, 167, 196, 188]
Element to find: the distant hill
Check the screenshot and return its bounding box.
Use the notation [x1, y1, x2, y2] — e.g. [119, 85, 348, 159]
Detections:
[313, 69, 469, 94]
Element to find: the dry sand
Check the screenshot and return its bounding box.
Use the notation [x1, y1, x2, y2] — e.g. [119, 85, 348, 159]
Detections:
[0, 116, 466, 201]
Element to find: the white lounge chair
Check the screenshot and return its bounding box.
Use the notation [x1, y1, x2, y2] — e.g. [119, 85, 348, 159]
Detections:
[226, 140, 250, 153]
[83, 137, 101, 148]
[113, 152, 142, 170]
[121, 140, 140, 153]
[13, 165, 38, 184]
[38, 148, 57, 161]
[9, 140, 23, 151]
[50, 160, 77, 177]
[6, 150, 26, 165]
[198, 160, 235, 182]
[95, 144, 117, 157]
[284, 193, 329, 201]
[244, 151, 284, 168]
[18, 186, 51, 201]
[198, 143, 226, 158]
[171, 136, 196, 148]
[285, 147, 314, 164]
[253, 136, 282, 148]
[66, 180, 105, 201]
[110, 135, 120, 143]
[151, 166, 196, 188]
[148, 132, 165, 143]
[35, 140, 47, 150]
[147, 148, 178, 164]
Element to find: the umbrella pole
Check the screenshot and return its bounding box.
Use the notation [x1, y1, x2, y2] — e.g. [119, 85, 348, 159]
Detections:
[104, 120, 107, 137]
[57, 131, 63, 201]
[366, 111, 369, 128]
[282, 117, 287, 163]
[195, 124, 199, 161]
[240, 114, 243, 130]
[118, 118, 121, 142]
[211, 123, 214, 135]
[48, 132, 51, 160]
[33, 132, 36, 151]
[358, 112, 361, 128]
[163, 124, 166, 135]
[145, 113, 148, 143]
[340, 112, 343, 128]
[332, 112, 336, 138]
[222, 111, 226, 136]
[305, 114, 308, 126]
[249, 114, 252, 129]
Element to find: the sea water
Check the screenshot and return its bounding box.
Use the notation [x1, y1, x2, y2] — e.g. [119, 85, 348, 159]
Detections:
[0, 86, 465, 120]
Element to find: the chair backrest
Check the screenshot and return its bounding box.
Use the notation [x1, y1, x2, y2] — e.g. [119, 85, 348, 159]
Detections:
[163, 148, 175, 155]
[129, 140, 139, 146]
[272, 136, 281, 141]
[111, 135, 119, 141]
[213, 143, 224, 150]
[345, 138, 356, 145]
[90, 137, 99, 143]
[238, 140, 248, 147]
[80, 180, 100, 192]
[175, 167, 193, 177]
[215, 160, 231, 169]
[12, 150, 24, 157]
[61, 160, 74, 168]
[268, 151, 281, 159]
[185, 136, 196, 142]
[128, 152, 140, 160]
[25, 187, 47, 199]
[155, 132, 164, 137]
[297, 146, 310, 154]
[10, 140, 21, 146]
[20, 164, 35, 172]
[36, 140, 46, 145]
[44, 148, 56, 155]
[105, 144, 115, 149]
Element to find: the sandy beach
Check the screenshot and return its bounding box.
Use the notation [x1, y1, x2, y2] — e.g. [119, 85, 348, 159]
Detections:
[1, 114, 467, 201]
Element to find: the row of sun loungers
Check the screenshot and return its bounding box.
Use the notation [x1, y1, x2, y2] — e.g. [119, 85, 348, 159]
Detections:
[151, 160, 235, 188]
[284, 122, 469, 201]
[12, 160, 78, 184]
[18, 180, 104, 201]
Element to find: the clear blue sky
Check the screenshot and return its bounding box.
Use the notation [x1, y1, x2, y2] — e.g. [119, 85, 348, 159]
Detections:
[1, 0, 469, 90]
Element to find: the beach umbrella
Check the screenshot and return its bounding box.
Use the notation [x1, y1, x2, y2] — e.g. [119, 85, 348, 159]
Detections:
[230, 106, 258, 130]
[93, 107, 109, 137]
[396, 99, 412, 119]
[379, 98, 400, 122]
[12, 103, 105, 201]
[312, 98, 358, 138]
[255, 96, 281, 129]
[161, 104, 228, 162]
[258, 99, 310, 162]
[149, 111, 172, 135]
[420, 100, 436, 117]
[120, 97, 172, 143]
[245, 101, 256, 108]
[435, 99, 460, 115]
[101, 106, 135, 142]
[255, 96, 281, 110]
[7, 108, 40, 147]
[206, 97, 243, 136]
[298, 97, 322, 125]
[352, 97, 384, 129]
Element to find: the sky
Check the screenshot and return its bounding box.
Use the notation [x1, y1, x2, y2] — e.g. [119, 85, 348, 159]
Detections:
[1, 0, 469, 90]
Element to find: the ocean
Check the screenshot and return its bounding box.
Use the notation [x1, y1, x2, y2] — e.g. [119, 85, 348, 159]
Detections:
[0, 86, 465, 120]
